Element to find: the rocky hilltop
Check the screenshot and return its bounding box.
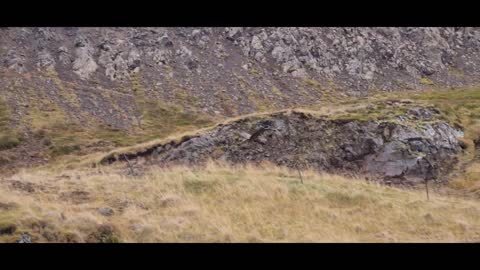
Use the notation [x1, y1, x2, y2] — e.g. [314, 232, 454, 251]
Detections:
[1, 27, 480, 129]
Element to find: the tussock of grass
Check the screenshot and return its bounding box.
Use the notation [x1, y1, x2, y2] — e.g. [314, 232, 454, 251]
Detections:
[1, 162, 479, 243]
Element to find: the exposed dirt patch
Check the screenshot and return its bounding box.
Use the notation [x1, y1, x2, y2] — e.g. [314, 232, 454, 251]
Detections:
[6, 180, 46, 193]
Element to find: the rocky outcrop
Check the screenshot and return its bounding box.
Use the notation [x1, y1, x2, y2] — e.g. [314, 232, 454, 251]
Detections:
[1, 27, 480, 129]
[72, 35, 98, 79]
[104, 103, 464, 184]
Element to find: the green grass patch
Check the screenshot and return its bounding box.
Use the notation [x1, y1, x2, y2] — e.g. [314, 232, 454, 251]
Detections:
[419, 78, 434, 86]
[0, 98, 22, 150]
[0, 135, 21, 150]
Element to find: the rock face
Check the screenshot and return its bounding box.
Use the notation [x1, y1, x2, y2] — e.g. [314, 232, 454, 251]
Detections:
[1, 27, 480, 128]
[107, 104, 464, 184]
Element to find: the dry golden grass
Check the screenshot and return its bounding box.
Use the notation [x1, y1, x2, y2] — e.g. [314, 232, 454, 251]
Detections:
[2, 87, 480, 243]
[1, 162, 479, 243]
[450, 162, 480, 198]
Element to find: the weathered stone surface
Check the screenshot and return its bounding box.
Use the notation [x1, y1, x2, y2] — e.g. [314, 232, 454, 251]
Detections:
[110, 105, 464, 184]
[72, 35, 98, 79]
[98, 207, 114, 216]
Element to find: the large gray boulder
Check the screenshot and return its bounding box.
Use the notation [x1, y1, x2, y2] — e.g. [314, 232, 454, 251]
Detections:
[105, 103, 464, 185]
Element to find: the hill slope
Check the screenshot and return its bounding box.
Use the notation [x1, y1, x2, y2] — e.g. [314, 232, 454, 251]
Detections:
[1, 87, 480, 242]
[2, 27, 480, 127]
[1, 28, 480, 243]
[2, 27, 480, 170]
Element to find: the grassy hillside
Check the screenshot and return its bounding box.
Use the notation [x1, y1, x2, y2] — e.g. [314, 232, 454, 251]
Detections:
[2, 87, 480, 242]
[1, 162, 479, 243]
[28, 87, 480, 199]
